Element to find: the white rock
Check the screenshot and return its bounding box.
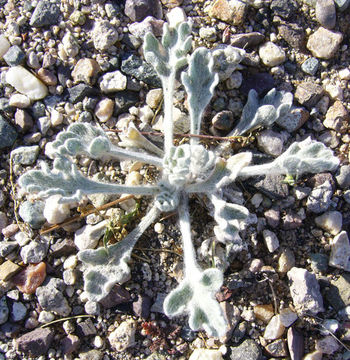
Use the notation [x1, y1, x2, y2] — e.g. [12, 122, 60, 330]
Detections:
[250, 193, 263, 207]
[315, 211, 342, 235]
[166, 7, 187, 27]
[264, 315, 285, 340]
[99, 70, 127, 93]
[62, 31, 79, 57]
[0, 34, 11, 58]
[303, 350, 323, 360]
[95, 98, 114, 122]
[146, 88, 163, 109]
[339, 68, 350, 80]
[50, 109, 64, 126]
[315, 335, 339, 354]
[279, 308, 298, 327]
[287, 267, 324, 315]
[139, 105, 154, 124]
[108, 320, 136, 352]
[329, 230, 350, 270]
[74, 220, 107, 250]
[43, 195, 71, 225]
[189, 349, 223, 360]
[9, 93, 31, 108]
[63, 269, 77, 286]
[6, 66, 48, 100]
[11, 302, 27, 322]
[259, 41, 286, 67]
[38, 310, 55, 323]
[263, 229, 280, 253]
[63, 255, 78, 270]
[325, 83, 343, 100]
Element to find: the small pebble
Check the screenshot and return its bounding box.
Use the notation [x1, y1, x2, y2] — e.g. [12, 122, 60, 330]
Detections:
[329, 231, 350, 270]
[259, 41, 286, 67]
[95, 98, 114, 123]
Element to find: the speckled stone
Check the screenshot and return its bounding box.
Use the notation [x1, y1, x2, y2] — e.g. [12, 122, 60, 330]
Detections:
[301, 57, 319, 75]
[0, 115, 17, 149]
[209, 0, 247, 25]
[307, 27, 343, 59]
[124, 0, 163, 22]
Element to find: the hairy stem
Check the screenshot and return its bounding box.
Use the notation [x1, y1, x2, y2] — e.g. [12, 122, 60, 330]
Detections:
[178, 192, 201, 277]
[162, 73, 176, 154]
[109, 145, 163, 167]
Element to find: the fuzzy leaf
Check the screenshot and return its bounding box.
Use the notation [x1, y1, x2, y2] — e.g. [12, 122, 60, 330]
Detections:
[164, 268, 226, 337]
[182, 48, 219, 138]
[143, 22, 192, 79]
[51, 122, 162, 166]
[231, 88, 293, 136]
[186, 152, 251, 193]
[210, 194, 249, 244]
[239, 138, 340, 178]
[18, 156, 159, 203]
[78, 206, 160, 302]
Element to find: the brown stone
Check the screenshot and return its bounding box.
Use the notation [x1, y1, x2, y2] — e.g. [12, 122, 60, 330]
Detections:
[72, 58, 100, 85]
[12, 262, 46, 294]
[324, 100, 349, 133]
[209, 0, 246, 25]
[14, 109, 33, 132]
[230, 32, 265, 48]
[253, 304, 274, 323]
[37, 68, 58, 86]
[0, 260, 22, 281]
[295, 82, 324, 109]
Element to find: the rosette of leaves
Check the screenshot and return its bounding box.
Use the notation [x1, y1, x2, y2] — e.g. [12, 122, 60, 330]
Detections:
[18, 19, 339, 338]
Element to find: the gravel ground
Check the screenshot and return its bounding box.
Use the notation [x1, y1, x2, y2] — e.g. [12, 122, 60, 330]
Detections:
[0, 0, 350, 359]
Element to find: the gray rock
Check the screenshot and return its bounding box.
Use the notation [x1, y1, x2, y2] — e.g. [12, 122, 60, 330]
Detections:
[344, 190, 350, 204]
[329, 231, 350, 270]
[306, 180, 333, 213]
[316, 0, 336, 29]
[276, 107, 309, 132]
[287, 327, 304, 360]
[150, 293, 167, 314]
[270, 0, 298, 18]
[325, 274, 350, 310]
[278, 22, 306, 50]
[36, 278, 71, 316]
[61, 334, 80, 355]
[315, 211, 342, 235]
[240, 72, 275, 96]
[99, 285, 131, 308]
[20, 240, 48, 264]
[11, 302, 27, 322]
[212, 110, 234, 132]
[0, 297, 9, 325]
[11, 146, 39, 165]
[31, 101, 46, 119]
[30, 1, 61, 27]
[68, 84, 97, 104]
[295, 82, 324, 109]
[115, 91, 139, 115]
[230, 339, 262, 360]
[301, 57, 319, 76]
[37, 116, 51, 135]
[79, 349, 103, 360]
[92, 21, 118, 51]
[0, 115, 17, 149]
[334, 0, 350, 11]
[76, 318, 97, 337]
[18, 200, 45, 229]
[15, 328, 54, 356]
[287, 267, 324, 315]
[121, 54, 161, 87]
[124, 0, 163, 22]
[3, 45, 25, 66]
[133, 295, 151, 318]
[257, 129, 285, 157]
[336, 165, 350, 189]
[0, 241, 17, 257]
[250, 174, 289, 200]
[264, 208, 280, 228]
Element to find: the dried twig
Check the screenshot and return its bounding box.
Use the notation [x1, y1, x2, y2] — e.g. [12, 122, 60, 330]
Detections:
[39, 195, 135, 235]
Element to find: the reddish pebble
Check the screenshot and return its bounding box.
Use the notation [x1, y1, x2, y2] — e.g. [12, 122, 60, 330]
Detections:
[2, 223, 19, 238]
[12, 262, 46, 294]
